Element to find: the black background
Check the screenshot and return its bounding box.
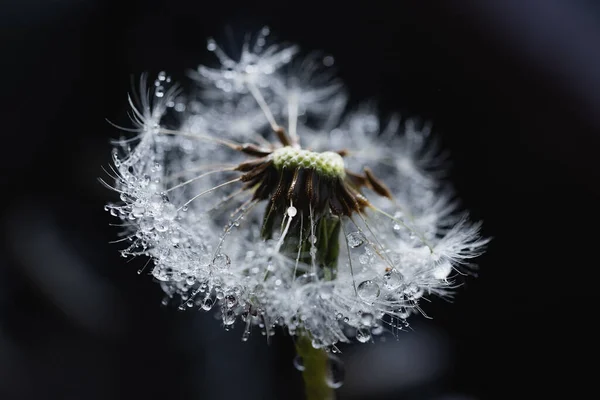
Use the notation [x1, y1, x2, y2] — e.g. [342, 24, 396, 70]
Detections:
[1, 1, 598, 399]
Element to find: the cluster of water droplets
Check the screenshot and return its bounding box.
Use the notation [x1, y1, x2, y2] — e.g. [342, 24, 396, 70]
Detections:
[104, 28, 489, 355]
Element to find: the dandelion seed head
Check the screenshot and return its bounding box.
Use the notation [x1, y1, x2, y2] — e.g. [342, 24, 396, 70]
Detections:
[104, 27, 489, 349]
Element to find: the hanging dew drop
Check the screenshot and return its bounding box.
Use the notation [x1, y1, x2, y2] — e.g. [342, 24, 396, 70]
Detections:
[287, 206, 297, 217]
[383, 268, 403, 290]
[207, 38, 217, 51]
[213, 253, 231, 270]
[346, 231, 367, 248]
[325, 355, 345, 389]
[225, 294, 237, 308]
[357, 280, 380, 301]
[293, 355, 305, 371]
[356, 328, 371, 343]
[202, 297, 214, 311]
[222, 310, 236, 326]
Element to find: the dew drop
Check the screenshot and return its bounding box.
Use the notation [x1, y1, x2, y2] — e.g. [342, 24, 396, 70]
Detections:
[158, 71, 166, 81]
[346, 232, 367, 248]
[241, 328, 251, 342]
[357, 280, 380, 301]
[287, 206, 297, 217]
[293, 355, 305, 371]
[323, 55, 335, 67]
[225, 294, 237, 308]
[154, 221, 168, 232]
[207, 38, 217, 51]
[201, 297, 214, 311]
[132, 206, 145, 218]
[383, 268, 403, 290]
[213, 253, 231, 270]
[222, 310, 236, 325]
[356, 328, 371, 343]
[296, 272, 317, 285]
[155, 86, 165, 98]
[325, 355, 345, 389]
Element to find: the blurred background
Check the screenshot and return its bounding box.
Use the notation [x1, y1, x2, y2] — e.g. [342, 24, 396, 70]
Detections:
[1, 1, 598, 399]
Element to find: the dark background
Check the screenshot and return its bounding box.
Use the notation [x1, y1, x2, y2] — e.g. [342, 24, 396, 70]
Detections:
[1, 1, 598, 399]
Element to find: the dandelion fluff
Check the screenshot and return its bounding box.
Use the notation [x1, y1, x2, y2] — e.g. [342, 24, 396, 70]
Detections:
[104, 28, 489, 351]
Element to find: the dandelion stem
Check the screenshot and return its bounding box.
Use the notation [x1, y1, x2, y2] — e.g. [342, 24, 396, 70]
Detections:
[295, 334, 334, 400]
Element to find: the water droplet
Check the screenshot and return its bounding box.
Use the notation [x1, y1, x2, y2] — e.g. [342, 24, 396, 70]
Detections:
[155, 86, 165, 98]
[383, 268, 403, 290]
[207, 38, 217, 51]
[186, 276, 196, 285]
[323, 55, 335, 67]
[225, 294, 237, 308]
[201, 297, 214, 311]
[158, 71, 166, 81]
[287, 206, 297, 217]
[222, 310, 236, 325]
[357, 280, 380, 301]
[213, 253, 231, 270]
[293, 355, 305, 371]
[132, 206, 145, 218]
[347, 232, 367, 248]
[393, 223, 401, 230]
[356, 328, 371, 343]
[325, 355, 344, 389]
[336, 313, 343, 320]
[186, 300, 194, 308]
[242, 327, 251, 342]
[296, 272, 317, 285]
[154, 221, 168, 232]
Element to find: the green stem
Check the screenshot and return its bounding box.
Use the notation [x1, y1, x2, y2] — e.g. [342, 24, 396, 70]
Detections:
[263, 208, 341, 400]
[295, 334, 334, 400]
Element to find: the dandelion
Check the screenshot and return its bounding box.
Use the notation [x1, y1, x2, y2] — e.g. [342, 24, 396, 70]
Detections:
[103, 27, 489, 399]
